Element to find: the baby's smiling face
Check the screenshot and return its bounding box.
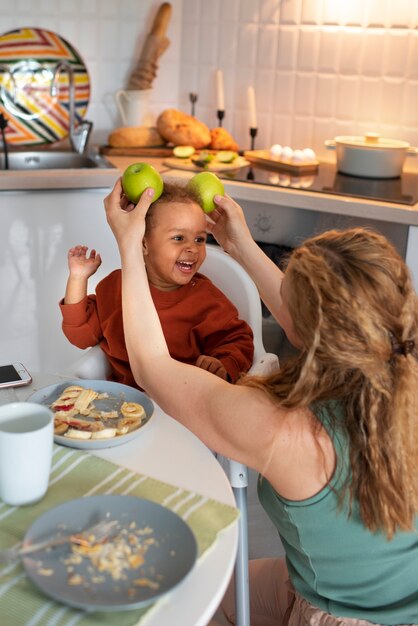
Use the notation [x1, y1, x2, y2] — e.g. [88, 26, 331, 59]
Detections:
[143, 200, 207, 291]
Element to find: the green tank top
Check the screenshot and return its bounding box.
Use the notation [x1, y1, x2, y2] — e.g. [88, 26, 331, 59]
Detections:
[258, 401, 418, 625]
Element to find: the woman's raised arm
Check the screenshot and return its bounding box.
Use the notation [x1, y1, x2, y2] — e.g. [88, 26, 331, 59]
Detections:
[208, 194, 285, 321]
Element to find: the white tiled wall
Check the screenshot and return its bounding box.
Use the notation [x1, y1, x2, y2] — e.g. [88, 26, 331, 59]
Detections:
[1, 0, 418, 162]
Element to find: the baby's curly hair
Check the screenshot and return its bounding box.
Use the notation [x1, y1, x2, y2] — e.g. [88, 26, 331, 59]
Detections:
[145, 183, 200, 233]
[244, 228, 418, 538]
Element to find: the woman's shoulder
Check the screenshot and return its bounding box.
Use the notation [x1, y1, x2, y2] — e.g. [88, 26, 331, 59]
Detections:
[261, 404, 337, 500]
[213, 385, 315, 473]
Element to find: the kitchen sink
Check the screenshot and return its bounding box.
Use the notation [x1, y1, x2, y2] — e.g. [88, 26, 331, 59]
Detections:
[0, 151, 114, 170]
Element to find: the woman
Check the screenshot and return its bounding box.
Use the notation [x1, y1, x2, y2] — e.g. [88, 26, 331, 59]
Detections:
[105, 179, 418, 626]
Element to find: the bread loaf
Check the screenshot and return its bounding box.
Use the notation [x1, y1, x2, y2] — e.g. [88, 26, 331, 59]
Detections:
[210, 127, 239, 151]
[108, 126, 164, 148]
[156, 109, 211, 149]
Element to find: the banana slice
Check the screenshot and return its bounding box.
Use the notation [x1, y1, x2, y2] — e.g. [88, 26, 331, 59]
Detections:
[64, 428, 92, 440]
[120, 402, 145, 421]
[54, 420, 69, 436]
[116, 425, 130, 436]
[91, 428, 117, 439]
[117, 415, 142, 434]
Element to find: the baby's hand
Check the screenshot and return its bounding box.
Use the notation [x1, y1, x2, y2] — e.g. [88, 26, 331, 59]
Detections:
[195, 355, 229, 381]
[68, 245, 102, 279]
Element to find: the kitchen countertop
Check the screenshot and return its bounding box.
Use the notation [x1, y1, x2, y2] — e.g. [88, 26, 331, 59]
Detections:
[159, 165, 418, 227]
[1, 151, 418, 227]
[89, 154, 418, 228]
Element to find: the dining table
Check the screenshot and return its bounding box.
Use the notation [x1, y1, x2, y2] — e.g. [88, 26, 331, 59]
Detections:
[0, 372, 239, 626]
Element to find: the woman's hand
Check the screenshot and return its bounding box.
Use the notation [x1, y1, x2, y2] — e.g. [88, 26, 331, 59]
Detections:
[206, 193, 254, 261]
[104, 178, 155, 251]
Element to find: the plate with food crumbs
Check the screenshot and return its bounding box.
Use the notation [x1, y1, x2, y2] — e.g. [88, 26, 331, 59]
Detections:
[22, 495, 198, 611]
[27, 379, 154, 449]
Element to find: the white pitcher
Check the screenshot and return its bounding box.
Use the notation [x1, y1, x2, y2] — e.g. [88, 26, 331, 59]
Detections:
[115, 89, 153, 127]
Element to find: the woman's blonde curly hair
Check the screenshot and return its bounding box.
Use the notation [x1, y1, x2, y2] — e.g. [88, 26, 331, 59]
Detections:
[244, 228, 418, 538]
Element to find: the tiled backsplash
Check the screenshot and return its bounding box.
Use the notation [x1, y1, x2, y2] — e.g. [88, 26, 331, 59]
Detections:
[1, 0, 418, 162]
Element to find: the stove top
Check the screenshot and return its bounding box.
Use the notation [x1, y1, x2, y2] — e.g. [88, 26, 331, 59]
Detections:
[217, 162, 418, 206]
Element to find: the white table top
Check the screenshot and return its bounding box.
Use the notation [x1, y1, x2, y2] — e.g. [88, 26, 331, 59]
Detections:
[0, 373, 238, 626]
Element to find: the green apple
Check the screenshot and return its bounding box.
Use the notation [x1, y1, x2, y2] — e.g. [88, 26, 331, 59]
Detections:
[186, 171, 225, 214]
[121, 162, 164, 204]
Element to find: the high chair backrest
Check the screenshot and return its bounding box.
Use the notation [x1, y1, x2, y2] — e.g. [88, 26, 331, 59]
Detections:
[202, 244, 266, 363]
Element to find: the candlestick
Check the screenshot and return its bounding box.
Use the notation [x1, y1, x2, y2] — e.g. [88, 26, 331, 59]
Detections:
[249, 127, 258, 151]
[216, 69, 225, 111]
[246, 166, 255, 181]
[189, 92, 198, 117]
[247, 85, 257, 129]
[216, 109, 225, 127]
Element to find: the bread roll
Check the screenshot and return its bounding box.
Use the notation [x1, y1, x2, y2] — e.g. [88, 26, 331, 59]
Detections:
[108, 126, 164, 148]
[156, 109, 211, 149]
[210, 127, 239, 151]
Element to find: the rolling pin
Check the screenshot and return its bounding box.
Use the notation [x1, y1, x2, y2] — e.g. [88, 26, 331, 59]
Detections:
[127, 2, 172, 90]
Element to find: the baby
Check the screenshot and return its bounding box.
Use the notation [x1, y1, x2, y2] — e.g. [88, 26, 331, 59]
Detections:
[60, 183, 254, 388]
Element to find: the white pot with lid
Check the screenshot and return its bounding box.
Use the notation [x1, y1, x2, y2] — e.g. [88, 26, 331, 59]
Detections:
[325, 133, 418, 179]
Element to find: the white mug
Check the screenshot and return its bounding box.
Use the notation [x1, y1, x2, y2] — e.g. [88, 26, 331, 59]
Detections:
[0, 402, 53, 506]
[115, 88, 153, 127]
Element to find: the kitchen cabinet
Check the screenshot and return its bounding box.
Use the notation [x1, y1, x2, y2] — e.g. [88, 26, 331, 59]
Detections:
[0, 188, 117, 373]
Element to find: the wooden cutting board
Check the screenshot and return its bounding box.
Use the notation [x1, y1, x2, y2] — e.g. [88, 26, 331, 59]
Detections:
[162, 156, 250, 172]
[244, 150, 319, 173]
[100, 146, 173, 157]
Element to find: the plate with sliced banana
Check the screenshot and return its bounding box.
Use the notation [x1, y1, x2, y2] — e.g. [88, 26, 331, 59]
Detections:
[27, 379, 154, 449]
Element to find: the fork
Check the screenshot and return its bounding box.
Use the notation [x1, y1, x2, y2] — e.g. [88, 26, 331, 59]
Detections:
[0, 519, 119, 563]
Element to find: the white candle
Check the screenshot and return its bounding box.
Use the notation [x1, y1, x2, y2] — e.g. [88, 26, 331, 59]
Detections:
[216, 69, 225, 111]
[247, 86, 257, 128]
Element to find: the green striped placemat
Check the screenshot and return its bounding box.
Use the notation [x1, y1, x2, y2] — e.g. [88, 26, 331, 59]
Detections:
[0, 444, 239, 626]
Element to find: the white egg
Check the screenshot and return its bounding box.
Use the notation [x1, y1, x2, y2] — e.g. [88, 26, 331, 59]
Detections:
[302, 148, 316, 163]
[279, 174, 291, 186]
[291, 149, 305, 163]
[269, 144, 282, 159]
[299, 176, 315, 188]
[280, 146, 293, 162]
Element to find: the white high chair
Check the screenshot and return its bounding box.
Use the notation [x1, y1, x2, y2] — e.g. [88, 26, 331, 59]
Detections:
[67, 244, 280, 626]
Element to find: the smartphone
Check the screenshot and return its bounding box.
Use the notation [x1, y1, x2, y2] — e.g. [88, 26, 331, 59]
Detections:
[0, 363, 32, 389]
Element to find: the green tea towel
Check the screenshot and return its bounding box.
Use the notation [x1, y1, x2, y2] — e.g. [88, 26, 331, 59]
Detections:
[0, 444, 239, 625]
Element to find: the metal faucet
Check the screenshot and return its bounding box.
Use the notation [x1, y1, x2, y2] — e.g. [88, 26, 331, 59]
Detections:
[51, 61, 92, 154]
[0, 64, 16, 170]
